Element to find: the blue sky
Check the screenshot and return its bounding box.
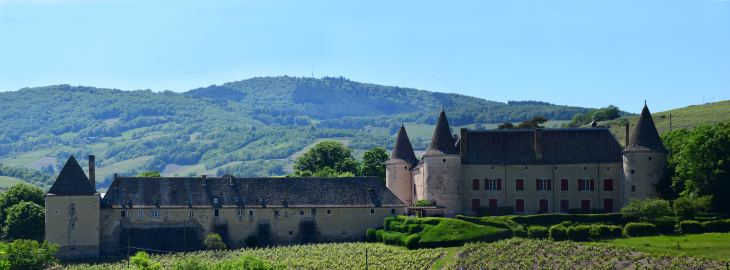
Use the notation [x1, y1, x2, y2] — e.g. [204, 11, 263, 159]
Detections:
[0, 0, 728, 114]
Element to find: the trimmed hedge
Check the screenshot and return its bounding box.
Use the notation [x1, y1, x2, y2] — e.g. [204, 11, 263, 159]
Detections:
[404, 218, 420, 225]
[382, 232, 407, 245]
[418, 219, 512, 248]
[513, 227, 527, 238]
[383, 217, 396, 231]
[549, 225, 567, 241]
[498, 207, 515, 216]
[455, 216, 512, 231]
[420, 218, 442, 226]
[477, 207, 492, 217]
[653, 218, 676, 234]
[408, 224, 422, 234]
[403, 234, 421, 250]
[375, 230, 385, 242]
[590, 225, 621, 239]
[701, 220, 730, 233]
[567, 225, 591, 241]
[568, 208, 586, 214]
[527, 226, 549, 239]
[389, 221, 403, 232]
[680, 220, 702, 234]
[560, 221, 573, 228]
[365, 229, 376, 243]
[510, 213, 632, 226]
[624, 222, 657, 237]
[591, 209, 605, 214]
[610, 226, 623, 238]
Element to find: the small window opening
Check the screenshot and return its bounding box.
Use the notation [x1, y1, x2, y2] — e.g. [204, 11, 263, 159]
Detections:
[284, 210, 288, 216]
[151, 210, 159, 217]
[300, 211, 304, 215]
[214, 209, 219, 217]
[341, 231, 346, 235]
[327, 209, 332, 215]
[649, 157, 652, 160]
[70, 223, 75, 229]
[213, 197, 219, 204]
[606, 167, 611, 171]
[391, 209, 395, 214]
[631, 185, 636, 192]
[138, 211, 144, 217]
[491, 166, 495, 170]
[164, 211, 168, 217]
[274, 210, 279, 216]
[524, 166, 528, 170]
[104, 210, 109, 215]
[370, 209, 375, 214]
[554, 166, 558, 170]
[584, 166, 587, 170]
[289, 231, 293, 235]
[249, 210, 254, 216]
[311, 209, 317, 215]
[189, 210, 194, 217]
[631, 169, 635, 174]
[237, 210, 244, 216]
[443, 159, 446, 163]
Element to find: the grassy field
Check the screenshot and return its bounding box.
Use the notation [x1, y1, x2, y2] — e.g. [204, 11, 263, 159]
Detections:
[0, 176, 34, 189]
[601, 233, 730, 261]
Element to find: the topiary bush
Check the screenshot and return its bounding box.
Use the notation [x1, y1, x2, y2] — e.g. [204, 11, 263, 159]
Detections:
[477, 207, 492, 217]
[365, 229, 376, 243]
[527, 226, 549, 239]
[591, 209, 605, 214]
[560, 221, 573, 228]
[701, 219, 730, 233]
[568, 208, 586, 214]
[375, 230, 386, 242]
[567, 225, 591, 241]
[653, 218, 676, 234]
[420, 218, 441, 226]
[382, 232, 406, 246]
[408, 224, 422, 234]
[396, 215, 410, 222]
[610, 226, 623, 238]
[403, 234, 421, 250]
[404, 218, 420, 225]
[498, 207, 515, 216]
[389, 221, 403, 232]
[549, 225, 567, 241]
[383, 217, 396, 231]
[680, 220, 702, 234]
[513, 227, 527, 238]
[589, 225, 616, 239]
[624, 222, 657, 237]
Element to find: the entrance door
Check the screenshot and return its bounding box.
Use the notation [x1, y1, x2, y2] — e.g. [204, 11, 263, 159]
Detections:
[471, 199, 481, 213]
[516, 199, 524, 212]
[489, 199, 498, 214]
[581, 200, 591, 214]
[603, 198, 614, 213]
[539, 199, 548, 213]
[560, 199, 569, 213]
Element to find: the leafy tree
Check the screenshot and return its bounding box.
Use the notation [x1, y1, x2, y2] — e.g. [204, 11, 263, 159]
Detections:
[134, 170, 162, 177]
[496, 122, 514, 130]
[204, 233, 227, 250]
[562, 105, 622, 127]
[620, 198, 672, 222]
[514, 116, 549, 129]
[0, 240, 58, 270]
[2, 201, 45, 241]
[673, 195, 712, 221]
[130, 251, 162, 270]
[293, 141, 359, 175]
[414, 200, 433, 207]
[655, 128, 692, 200]
[0, 183, 44, 225]
[358, 147, 388, 182]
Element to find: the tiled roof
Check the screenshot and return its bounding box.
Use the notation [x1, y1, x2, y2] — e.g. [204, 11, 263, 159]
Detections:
[423, 109, 460, 157]
[46, 156, 97, 196]
[625, 104, 667, 151]
[101, 176, 406, 209]
[387, 123, 418, 164]
[466, 128, 623, 164]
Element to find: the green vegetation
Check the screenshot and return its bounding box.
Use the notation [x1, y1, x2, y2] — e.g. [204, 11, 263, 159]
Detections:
[0, 240, 59, 270]
[204, 233, 227, 250]
[134, 170, 162, 177]
[0, 183, 44, 229]
[290, 141, 388, 181]
[495, 116, 549, 130]
[621, 198, 672, 222]
[604, 233, 730, 261]
[562, 105, 622, 127]
[0, 164, 54, 189]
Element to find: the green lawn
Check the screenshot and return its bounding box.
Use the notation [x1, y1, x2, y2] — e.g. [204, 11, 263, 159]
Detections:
[601, 233, 730, 261]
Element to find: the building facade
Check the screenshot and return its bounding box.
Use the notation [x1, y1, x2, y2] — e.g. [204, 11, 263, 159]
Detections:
[386, 103, 667, 218]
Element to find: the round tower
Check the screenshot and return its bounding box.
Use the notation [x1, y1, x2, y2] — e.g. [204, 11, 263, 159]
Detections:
[386, 122, 418, 206]
[622, 102, 668, 206]
[421, 107, 462, 218]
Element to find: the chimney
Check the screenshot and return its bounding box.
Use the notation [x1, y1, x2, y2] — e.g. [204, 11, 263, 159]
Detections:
[88, 155, 95, 189]
[624, 123, 630, 148]
[202, 175, 207, 186]
[113, 173, 118, 189]
[460, 128, 468, 162]
[229, 175, 234, 186]
[534, 128, 543, 159]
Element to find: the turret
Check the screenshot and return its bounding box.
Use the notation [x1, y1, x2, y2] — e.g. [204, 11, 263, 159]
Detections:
[386, 122, 418, 206]
[622, 102, 668, 206]
[421, 107, 462, 217]
[45, 155, 100, 259]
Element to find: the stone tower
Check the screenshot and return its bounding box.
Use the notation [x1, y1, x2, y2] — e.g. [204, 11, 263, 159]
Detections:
[45, 155, 100, 259]
[622, 102, 668, 206]
[421, 108, 462, 217]
[386, 122, 418, 206]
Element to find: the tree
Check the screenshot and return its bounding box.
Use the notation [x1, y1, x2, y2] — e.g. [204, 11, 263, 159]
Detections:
[204, 233, 227, 250]
[358, 147, 388, 182]
[293, 141, 359, 175]
[130, 251, 162, 270]
[620, 198, 672, 222]
[673, 195, 712, 221]
[2, 201, 45, 241]
[414, 200, 432, 207]
[134, 170, 162, 177]
[0, 183, 44, 225]
[496, 122, 514, 130]
[0, 240, 58, 270]
[514, 116, 549, 129]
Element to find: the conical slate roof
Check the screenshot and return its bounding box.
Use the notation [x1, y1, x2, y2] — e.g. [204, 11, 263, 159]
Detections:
[625, 103, 667, 152]
[387, 123, 418, 164]
[47, 156, 97, 196]
[423, 108, 461, 157]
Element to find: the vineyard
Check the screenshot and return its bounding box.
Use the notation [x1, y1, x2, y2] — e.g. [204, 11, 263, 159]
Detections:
[61, 243, 444, 270]
[452, 238, 728, 270]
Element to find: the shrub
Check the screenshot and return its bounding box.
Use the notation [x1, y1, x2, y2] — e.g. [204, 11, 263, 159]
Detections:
[408, 224, 422, 234]
[568, 208, 586, 214]
[680, 220, 702, 234]
[527, 226, 549, 239]
[396, 215, 410, 222]
[477, 207, 492, 217]
[365, 229, 376, 243]
[383, 217, 396, 231]
[509, 213, 630, 226]
[621, 198, 672, 223]
[204, 233, 226, 250]
[549, 225, 567, 241]
[421, 224, 435, 234]
[245, 234, 258, 248]
[420, 218, 441, 226]
[418, 219, 512, 248]
[382, 232, 406, 246]
[171, 255, 206, 270]
[590, 225, 616, 239]
[624, 222, 657, 237]
[673, 195, 713, 221]
[498, 207, 514, 216]
[513, 227, 527, 238]
[0, 240, 58, 270]
[414, 199, 432, 207]
[653, 218, 676, 234]
[375, 230, 386, 242]
[591, 208, 605, 214]
[610, 226, 623, 238]
[567, 225, 591, 241]
[404, 218, 420, 225]
[701, 219, 730, 233]
[456, 216, 511, 231]
[403, 234, 421, 250]
[389, 221, 403, 232]
[130, 251, 162, 270]
[560, 221, 573, 227]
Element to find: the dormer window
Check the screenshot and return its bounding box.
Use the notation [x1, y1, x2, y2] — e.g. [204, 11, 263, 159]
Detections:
[213, 197, 219, 204]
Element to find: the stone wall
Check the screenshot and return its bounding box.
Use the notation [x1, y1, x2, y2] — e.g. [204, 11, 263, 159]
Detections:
[45, 195, 100, 260]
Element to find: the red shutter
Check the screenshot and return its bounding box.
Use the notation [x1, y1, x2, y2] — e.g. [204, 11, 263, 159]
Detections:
[560, 199, 569, 212]
[516, 179, 524, 191]
[471, 199, 481, 212]
[578, 179, 582, 191]
[547, 179, 551, 191]
[603, 198, 614, 213]
[485, 179, 489, 190]
[497, 179, 502, 190]
[516, 199, 525, 212]
[604, 179, 613, 191]
[472, 179, 479, 190]
[561, 179, 568, 191]
[536, 179, 540, 191]
[590, 179, 595, 191]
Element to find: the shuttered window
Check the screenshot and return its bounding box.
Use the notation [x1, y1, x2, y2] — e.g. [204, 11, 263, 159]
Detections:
[516, 179, 524, 191]
[515, 199, 525, 212]
[561, 179, 568, 191]
[604, 179, 614, 191]
[472, 179, 479, 190]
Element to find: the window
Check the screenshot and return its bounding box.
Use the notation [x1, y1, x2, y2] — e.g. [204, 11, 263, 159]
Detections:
[430, 199, 437, 206]
[604, 179, 614, 191]
[391, 209, 395, 214]
[539, 199, 548, 213]
[151, 210, 159, 217]
[189, 211, 194, 217]
[603, 198, 614, 213]
[164, 211, 168, 217]
[560, 199, 569, 212]
[561, 179, 569, 191]
[104, 210, 109, 215]
[487, 179, 499, 190]
[311, 209, 317, 215]
[237, 210, 244, 216]
[70, 223, 75, 229]
[249, 210, 254, 216]
[472, 179, 479, 190]
[138, 211, 144, 217]
[284, 210, 288, 216]
[274, 210, 279, 216]
[213, 198, 219, 204]
[370, 209, 375, 214]
[327, 210, 332, 215]
[121, 211, 129, 217]
[289, 231, 293, 235]
[515, 199, 525, 212]
[516, 179, 524, 191]
[105, 220, 108, 225]
[300, 211, 305, 215]
[631, 169, 635, 174]
[579, 179, 594, 191]
[631, 185, 636, 192]
[70, 203, 76, 216]
[214, 209, 219, 217]
[536, 179, 551, 191]
[471, 199, 481, 212]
